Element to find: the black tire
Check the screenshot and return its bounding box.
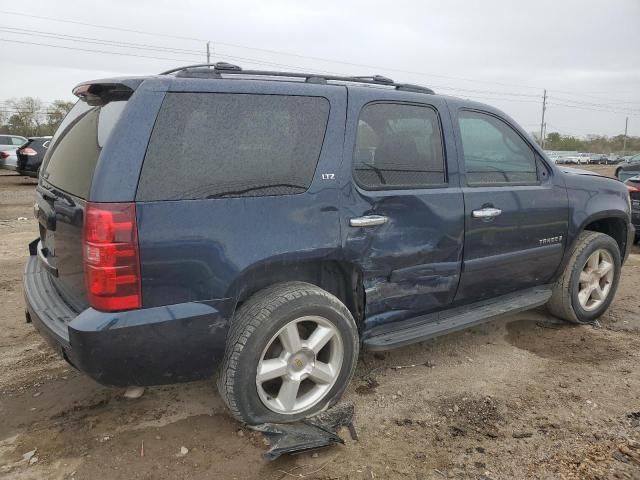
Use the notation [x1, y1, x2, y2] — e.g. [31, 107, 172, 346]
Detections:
[615, 167, 622, 179]
[217, 282, 359, 425]
[547, 231, 621, 324]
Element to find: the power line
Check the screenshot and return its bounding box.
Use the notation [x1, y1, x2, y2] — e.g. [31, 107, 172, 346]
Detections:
[0, 37, 193, 63]
[0, 37, 332, 73]
[547, 101, 640, 116]
[549, 95, 640, 114]
[1, 25, 547, 99]
[0, 9, 581, 93]
[2, 9, 639, 106]
[0, 26, 204, 57]
[4, 35, 636, 115]
[0, 9, 207, 43]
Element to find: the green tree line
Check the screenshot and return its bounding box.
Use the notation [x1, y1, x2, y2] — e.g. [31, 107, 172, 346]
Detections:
[0, 97, 74, 138]
[542, 131, 640, 154]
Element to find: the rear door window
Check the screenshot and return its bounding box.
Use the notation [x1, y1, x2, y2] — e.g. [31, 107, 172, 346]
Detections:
[41, 100, 126, 199]
[136, 93, 330, 201]
[353, 103, 446, 189]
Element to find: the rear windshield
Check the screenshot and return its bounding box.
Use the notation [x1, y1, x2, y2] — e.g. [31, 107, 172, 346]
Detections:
[136, 93, 330, 201]
[41, 100, 126, 198]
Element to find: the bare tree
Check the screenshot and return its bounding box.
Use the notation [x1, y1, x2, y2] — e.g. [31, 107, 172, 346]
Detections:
[6, 97, 44, 136]
[45, 100, 74, 135]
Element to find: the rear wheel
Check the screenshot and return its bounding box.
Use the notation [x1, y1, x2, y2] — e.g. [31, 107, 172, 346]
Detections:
[548, 231, 621, 323]
[218, 282, 359, 425]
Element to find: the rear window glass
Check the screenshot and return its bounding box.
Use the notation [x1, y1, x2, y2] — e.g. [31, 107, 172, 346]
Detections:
[42, 100, 126, 198]
[136, 93, 330, 201]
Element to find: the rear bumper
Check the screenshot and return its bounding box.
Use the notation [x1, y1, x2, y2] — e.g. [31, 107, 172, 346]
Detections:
[24, 248, 232, 386]
[16, 156, 39, 176]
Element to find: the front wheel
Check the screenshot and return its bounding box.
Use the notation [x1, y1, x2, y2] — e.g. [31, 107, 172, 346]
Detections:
[547, 231, 621, 323]
[218, 282, 359, 425]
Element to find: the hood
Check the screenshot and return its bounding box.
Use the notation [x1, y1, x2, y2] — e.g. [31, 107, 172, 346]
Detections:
[559, 166, 605, 178]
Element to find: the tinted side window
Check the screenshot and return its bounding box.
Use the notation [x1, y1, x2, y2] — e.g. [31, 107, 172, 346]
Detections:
[42, 100, 126, 198]
[353, 103, 445, 189]
[12, 137, 25, 146]
[136, 93, 330, 201]
[458, 110, 537, 186]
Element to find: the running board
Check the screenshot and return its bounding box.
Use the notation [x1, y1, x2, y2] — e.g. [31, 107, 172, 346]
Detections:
[363, 286, 552, 351]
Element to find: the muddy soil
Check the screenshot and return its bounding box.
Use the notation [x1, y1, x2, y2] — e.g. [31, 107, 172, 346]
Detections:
[1, 168, 639, 480]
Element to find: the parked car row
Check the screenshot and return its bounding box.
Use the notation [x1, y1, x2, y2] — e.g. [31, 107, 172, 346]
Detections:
[0, 134, 51, 176]
[545, 151, 631, 166]
[589, 154, 624, 165]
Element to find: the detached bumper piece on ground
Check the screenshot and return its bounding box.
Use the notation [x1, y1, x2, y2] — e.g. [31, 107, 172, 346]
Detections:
[252, 403, 357, 461]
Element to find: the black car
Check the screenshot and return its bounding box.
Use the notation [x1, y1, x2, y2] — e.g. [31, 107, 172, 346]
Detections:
[24, 63, 634, 425]
[625, 176, 640, 241]
[16, 137, 51, 177]
[596, 154, 622, 165]
[616, 154, 640, 181]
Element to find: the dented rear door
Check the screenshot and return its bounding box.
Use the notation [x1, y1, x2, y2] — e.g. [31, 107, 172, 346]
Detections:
[342, 89, 464, 331]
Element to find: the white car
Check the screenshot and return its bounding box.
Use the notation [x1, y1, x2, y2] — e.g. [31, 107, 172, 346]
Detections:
[0, 135, 28, 171]
[565, 153, 591, 165]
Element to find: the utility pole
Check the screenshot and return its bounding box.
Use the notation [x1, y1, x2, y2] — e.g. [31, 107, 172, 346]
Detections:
[622, 117, 628, 155]
[206, 41, 211, 64]
[539, 89, 547, 148]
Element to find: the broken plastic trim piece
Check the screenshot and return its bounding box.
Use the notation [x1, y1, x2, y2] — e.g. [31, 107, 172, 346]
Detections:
[251, 403, 356, 461]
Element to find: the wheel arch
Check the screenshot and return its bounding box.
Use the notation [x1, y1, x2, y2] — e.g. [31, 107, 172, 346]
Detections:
[557, 212, 630, 280]
[228, 258, 365, 331]
[582, 215, 629, 256]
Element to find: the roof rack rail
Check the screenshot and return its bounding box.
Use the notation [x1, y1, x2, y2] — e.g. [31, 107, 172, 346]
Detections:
[159, 63, 435, 94]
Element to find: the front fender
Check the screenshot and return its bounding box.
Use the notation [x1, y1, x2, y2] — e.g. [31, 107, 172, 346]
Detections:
[555, 172, 631, 277]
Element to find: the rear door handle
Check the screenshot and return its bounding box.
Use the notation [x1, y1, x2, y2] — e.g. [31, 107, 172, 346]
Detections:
[349, 215, 388, 227]
[472, 207, 502, 219]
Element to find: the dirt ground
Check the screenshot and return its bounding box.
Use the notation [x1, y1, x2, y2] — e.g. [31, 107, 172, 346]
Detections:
[1, 165, 639, 480]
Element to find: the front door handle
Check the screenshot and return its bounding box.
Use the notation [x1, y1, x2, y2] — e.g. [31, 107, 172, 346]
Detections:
[350, 215, 388, 227]
[472, 207, 502, 219]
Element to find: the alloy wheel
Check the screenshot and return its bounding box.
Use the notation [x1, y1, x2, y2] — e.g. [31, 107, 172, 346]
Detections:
[577, 249, 615, 311]
[256, 316, 343, 415]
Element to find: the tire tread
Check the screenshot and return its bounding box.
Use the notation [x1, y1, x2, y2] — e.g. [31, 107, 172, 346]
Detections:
[548, 231, 614, 323]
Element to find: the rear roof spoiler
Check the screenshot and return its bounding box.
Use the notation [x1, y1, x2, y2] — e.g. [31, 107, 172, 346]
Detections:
[72, 78, 144, 106]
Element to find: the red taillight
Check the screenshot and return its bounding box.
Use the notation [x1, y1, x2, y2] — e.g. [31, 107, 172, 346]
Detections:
[83, 202, 141, 311]
[20, 147, 37, 156]
[626, 184, 640, 193]
[0, 151, 8, 159]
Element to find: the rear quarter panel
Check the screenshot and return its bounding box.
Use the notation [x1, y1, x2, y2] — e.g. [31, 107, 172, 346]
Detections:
[134, 80, 348, 308]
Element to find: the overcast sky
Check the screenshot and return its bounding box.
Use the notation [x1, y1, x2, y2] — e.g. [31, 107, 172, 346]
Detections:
[1, 0, 639, 137]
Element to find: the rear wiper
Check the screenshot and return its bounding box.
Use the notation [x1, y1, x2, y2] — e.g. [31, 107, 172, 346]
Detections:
[206, 183, 306, 199]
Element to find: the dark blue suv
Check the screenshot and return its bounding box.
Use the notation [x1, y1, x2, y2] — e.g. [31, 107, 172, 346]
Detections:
[24, 63, 634, 425]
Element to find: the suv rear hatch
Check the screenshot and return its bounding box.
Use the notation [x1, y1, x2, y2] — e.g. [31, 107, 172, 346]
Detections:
[35, 83, 136, 311]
